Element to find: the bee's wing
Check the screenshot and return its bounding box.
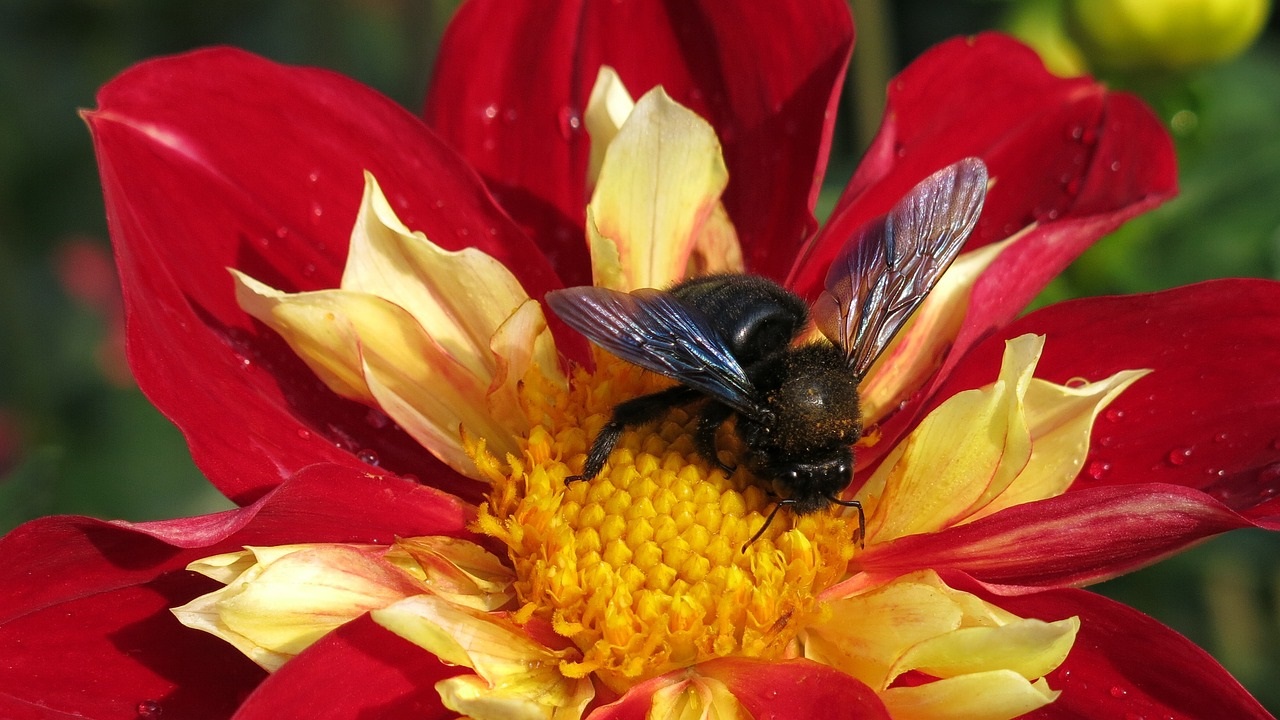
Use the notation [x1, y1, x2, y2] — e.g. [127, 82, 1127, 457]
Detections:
[814, 158, 988, 379]
[546, 286, 766, 419]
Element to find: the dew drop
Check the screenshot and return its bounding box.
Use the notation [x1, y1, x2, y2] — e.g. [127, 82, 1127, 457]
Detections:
[301, 263, 317, 278]
[456, 226, 471, 238]
[1214, 432, 1230, 443]
[1068, 125, 1084, 141]
[1110, 685, 1128, 698]
[1087, 460, 1112, 480]
[233, 353, 252, 369]
[557, 106, 582, 140]
[482, 138, 497, 152]
[356, 449, 381, 466]
[296, 428, 312, 440]
[1065, 376, 1088, 388]
[482, 103, 498, 120]
[136, 699, 163, 719]
[1098, 435, 1116, 448]
[1109, 160, 1121, 172]
[310, 201, 324, 219]
[274, 226, 290, 239]
[401, 473, 420, 484]
[1104, 407, 1126, 422]
[1167, 447, 1193, 466]
[503, 107, 519, 122]
[307, 170, 320, 183]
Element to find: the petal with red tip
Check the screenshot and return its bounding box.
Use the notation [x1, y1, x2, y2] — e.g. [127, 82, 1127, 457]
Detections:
[0, 467, 465, 719]
[426, 0, 854, 283]
[88, 48, 565, 504]
[964, 582, 1274, 720]
[933, 279, 1280, 526]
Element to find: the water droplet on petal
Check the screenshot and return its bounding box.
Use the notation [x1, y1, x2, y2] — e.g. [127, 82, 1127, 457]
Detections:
[274, 226, 290, 239]
[1167, 447, 1193, 466]
[482, 103, 498, 120]
[307, 170, 320, 183]
[296, 428, 312, 440]
[301, 263, 317, 278]
[365, 408, 391, 429]
[233, 353, 252, 369]
[136, 699, 163, 719]
[557, 106, 582, 140]
[1104, 407, 1126, 422]
[1068, 125, 1084, 141]
[357, 449, 380, 466]
[1110, 686, 1128, 698]
[1087, 460, 1112, 480]
[1065, 376, 1088, 388]
[310, 201, 324, 219]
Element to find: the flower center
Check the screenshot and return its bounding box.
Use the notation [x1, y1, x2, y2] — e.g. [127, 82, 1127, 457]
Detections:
[471, 354, 858, 692]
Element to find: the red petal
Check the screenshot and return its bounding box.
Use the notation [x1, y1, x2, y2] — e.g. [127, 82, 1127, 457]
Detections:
[951, 580, 1273, 720]
[232, 616, 459, 720]
[588, 658, 888, 720]
[931, 279, 1280, 526]
[860, 484, 1252, 588]
[89, 47, 565, 503]
[699, 658, 890, 719]
[0, 468, 466, 719]
[791, 33, 1175, 299]
[426, 0, 854, 283]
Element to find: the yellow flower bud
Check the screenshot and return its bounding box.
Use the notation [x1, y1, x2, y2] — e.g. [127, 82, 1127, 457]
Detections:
[1067, 0, 1270, 71]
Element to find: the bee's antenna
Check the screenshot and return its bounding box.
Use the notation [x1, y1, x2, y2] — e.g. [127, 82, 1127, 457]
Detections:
[827, 495, 865, 548]
[741, 499, 797, 552]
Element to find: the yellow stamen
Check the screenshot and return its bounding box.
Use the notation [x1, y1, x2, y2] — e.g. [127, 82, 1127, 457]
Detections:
[470, 353, 859, 693]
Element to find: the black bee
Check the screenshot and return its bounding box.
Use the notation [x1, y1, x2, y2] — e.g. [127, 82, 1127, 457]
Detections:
[545, 158, 988, 548]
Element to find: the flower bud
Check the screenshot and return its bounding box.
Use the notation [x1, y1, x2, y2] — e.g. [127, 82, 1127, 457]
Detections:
[1067, 0, 1270, 71]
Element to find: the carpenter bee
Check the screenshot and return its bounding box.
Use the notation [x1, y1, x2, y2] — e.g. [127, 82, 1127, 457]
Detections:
[545, 158, 988, 548]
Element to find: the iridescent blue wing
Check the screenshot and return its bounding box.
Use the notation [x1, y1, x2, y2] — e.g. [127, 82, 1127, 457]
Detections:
[813, 158, 988, 379]
[546, 286, 765, 419]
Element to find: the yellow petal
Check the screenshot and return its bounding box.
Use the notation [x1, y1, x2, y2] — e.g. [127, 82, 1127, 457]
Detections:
[804, 572, 967, 689]
[650, 674, 745, 720]
[437, 674, 593, 720]
[589, 87, 729, 290]
[233, 273, 515, 473]
[173, 544, 423, 671]
[585, 66, 636, 190]
[372, 594, 592, 715]
[864, 335, 1042, 542]
[889, 617, 1079, 683]
[966, 368, 1149, 521]
[342, 172, 538, 383]
[880, 672, 1059, 720]
[232, 271, 373, 404]
[858, 238, 1011, 424]
[390, 535, 515, 611]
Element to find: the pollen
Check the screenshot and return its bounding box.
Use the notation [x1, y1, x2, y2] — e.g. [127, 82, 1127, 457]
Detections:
[471, 353, 858, 693]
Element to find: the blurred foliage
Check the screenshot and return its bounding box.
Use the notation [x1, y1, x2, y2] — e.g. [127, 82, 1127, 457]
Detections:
[0, 0, 1276, 712]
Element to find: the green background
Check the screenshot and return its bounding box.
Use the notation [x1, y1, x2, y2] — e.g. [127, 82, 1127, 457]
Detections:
[1, 0, 1276, 712]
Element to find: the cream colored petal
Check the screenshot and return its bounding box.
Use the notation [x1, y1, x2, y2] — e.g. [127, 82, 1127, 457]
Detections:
[341, 173, 534, 381]
[373, 594, 591, 714]
[888, 617, 1079, 684]
[879, 672, 1059, 720]
[390, 536, 515, 611]
[650, 675, 744, 720]
[966, 368, 1149, 521]
[585, 66, 636, 190]
[684, 203, 744, 277]
[487, 298, 567, 433]
[589, 88, 729, 290]
[232, 271, 373, 403]
[858, 238, 1012, 425]
[437, 674, 593, 720]
[173, 545, 423, 671]
[804, 572, 965, 690]
[863, 336, 1043, 543]
[234, 270, 521, 473]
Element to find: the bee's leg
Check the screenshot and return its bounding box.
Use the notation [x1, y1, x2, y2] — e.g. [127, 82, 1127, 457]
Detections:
[566, 385, 700, 485]
[694, 402, 736, 475]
